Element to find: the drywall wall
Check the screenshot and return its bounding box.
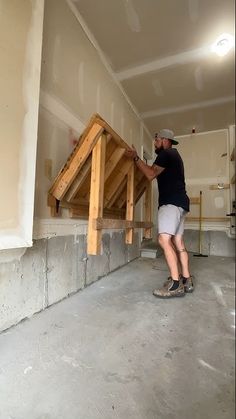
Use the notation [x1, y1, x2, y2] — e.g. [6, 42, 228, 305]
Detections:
[177, 129, 233, 235]
[0, 0, 44, 249]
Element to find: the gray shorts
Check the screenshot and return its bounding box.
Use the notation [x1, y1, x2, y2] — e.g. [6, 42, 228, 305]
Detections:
[157, 204, 187, 236]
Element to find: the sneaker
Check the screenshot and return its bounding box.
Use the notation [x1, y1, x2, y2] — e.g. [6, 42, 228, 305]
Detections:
[182, 276, 194, 293]
[153, 279, 185, 298]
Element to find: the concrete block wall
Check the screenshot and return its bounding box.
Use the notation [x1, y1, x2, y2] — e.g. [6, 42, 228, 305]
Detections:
[0, 232, 140, 333]
[184, 230, 235, 257]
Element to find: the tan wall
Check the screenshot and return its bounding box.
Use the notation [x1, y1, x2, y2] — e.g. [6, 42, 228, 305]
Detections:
[177, 130, 231, 229]
[0, 0, 44, 249]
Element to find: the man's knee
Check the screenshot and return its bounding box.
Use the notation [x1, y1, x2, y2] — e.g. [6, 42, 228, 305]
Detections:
[158, 234, 172, 248]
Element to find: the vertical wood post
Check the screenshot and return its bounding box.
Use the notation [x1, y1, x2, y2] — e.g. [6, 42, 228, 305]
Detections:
[87, 134, 106, 255]
[125, 163, 135, 243]
[144, 181, 152, 239]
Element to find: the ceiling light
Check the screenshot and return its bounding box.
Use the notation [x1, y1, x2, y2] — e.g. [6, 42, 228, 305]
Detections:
[211, 33, 234, 56]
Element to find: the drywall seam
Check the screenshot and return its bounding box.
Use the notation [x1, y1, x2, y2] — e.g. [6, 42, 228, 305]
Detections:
[65, 0, 152, 142]
[186, 177, 228, 185]
[175, 128, 228, 139]
[116, 46, 210, 81]
[185, 222, 230, 232]
[39, 90, 85, 134]
[141, 96, 235, 119]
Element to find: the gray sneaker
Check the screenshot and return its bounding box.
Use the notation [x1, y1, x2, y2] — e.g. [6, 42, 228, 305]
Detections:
[182, 276, 194, 293]
[153, 279, 185, 298]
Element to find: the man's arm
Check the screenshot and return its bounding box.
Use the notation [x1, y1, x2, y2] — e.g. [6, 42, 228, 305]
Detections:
[134, 158, 164, 181]
[125, 146, 164, 181]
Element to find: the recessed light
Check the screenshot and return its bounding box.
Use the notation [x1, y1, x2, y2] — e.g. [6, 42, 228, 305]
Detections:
[211, 33, 234, 56]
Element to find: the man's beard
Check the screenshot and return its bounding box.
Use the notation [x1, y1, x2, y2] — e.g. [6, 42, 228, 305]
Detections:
[155, 145, 163, 155]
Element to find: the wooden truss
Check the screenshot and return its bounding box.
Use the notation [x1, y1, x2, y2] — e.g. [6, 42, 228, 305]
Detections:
[48, 114, 153, 255]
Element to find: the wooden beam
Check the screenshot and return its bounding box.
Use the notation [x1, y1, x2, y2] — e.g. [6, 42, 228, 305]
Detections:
[64, 155, 92, 202]
[47, 194, 62, 217]
[104, 159, 133, 206]
[125, 164, 135, 244]
[95, 115, 131, 149]
[70, 207, 125, 219]
[209, 184, 230, 190]
[186, 217, 229, 222]
[87, 134, 106, 255]
[49, 122, 104, 200]
[115, 168, 144, 209]
[106, 178, 127, 209]
[93, 218, 153, 230]
[104, 147, 126, 181]
[144, 181, 152, 239]
[135, 178, 149, 204]
[190, 197, 200, 204]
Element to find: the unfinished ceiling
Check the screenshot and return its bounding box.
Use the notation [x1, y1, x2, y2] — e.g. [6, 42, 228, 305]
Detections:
[70, 0, 235, 136]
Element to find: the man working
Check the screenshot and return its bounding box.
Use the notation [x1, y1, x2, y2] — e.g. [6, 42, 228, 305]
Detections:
[125, 129, 194, 298]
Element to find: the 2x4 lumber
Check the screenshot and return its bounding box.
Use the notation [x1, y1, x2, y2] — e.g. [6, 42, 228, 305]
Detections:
[190, 197, 200, 204]
[65, 155, 92, 202]
[106, 178, 127, 209]
[104, 159, 133, 207]
[95, 115, 130, 150]
[84, 146, 126, 203]
[49, 122, 104, 200]
[186, 217, 228, 222]
[70, 207, 125, 219]
[144, 181, 152, 239]
[87, 134, 106, 255]
[93, 218, 153, 230]
[105, 147, 126, 181]
[125, 164, 135, 244]
[209, 184, 230, 190]
[49, 113, 97, 195]
[135, 178, 149, 204]
[115, 168, 144, 209]
[47, 194, 62, 217]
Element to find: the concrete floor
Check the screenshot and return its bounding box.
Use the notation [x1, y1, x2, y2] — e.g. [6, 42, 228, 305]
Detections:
[0, 254, 235, 419]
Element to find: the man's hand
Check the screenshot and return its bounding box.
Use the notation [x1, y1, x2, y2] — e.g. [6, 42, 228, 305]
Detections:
[125, 145, 138, 160]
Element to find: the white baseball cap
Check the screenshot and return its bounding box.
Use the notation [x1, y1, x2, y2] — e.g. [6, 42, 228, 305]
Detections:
[155, 129, 179, 145]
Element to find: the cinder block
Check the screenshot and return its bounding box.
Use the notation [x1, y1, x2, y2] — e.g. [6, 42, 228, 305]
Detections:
[209, 231, 235, 257]
[86, 234, 110, 285]
[47, 236, 78, 305]
[184, 230, 210, 255]
[0, 239, 47, 332]
[109, 231, 128, 271]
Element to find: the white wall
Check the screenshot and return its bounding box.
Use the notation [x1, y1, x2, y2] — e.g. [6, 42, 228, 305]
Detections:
[177, 128, 234, 236]
[0, 0, 44, 249]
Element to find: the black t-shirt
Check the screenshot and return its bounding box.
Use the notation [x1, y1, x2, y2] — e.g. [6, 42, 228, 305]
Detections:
[153, 148, 190, 212]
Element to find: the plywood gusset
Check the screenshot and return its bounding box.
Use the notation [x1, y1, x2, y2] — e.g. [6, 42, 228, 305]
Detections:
[48, 114, 153, 255]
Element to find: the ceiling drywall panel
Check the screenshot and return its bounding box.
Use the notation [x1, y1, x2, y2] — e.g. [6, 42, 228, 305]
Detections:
[73, 0, 234, 71]
[121, 53, 235, 112]
[145, 102, 235, 136]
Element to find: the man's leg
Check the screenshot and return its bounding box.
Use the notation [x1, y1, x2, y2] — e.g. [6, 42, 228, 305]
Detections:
[153, 205, 185, 297]
[172, 234, 194, 292]
[172, 235, 190, 278]
[158, 233, 179, 280]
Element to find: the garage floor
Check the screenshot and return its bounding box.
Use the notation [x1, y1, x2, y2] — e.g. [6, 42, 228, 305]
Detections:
[0, 254, 235, 419]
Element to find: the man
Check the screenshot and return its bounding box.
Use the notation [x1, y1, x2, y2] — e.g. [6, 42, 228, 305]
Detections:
[125, 129, 194, 298]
